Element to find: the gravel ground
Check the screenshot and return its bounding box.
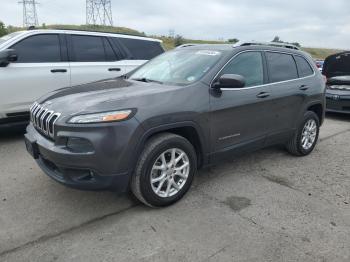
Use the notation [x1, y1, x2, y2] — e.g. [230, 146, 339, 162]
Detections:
[0, 113, 349, 262]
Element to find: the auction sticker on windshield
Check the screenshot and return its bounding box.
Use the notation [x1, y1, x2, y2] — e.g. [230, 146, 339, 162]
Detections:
[195, 50, 221, 56]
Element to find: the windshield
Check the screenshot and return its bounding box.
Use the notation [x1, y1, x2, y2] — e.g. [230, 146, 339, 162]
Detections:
[0, 32, 23, 45]
[129, 49, 223, 85]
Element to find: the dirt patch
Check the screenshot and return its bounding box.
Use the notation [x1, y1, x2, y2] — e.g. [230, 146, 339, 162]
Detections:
[223, 196, 251, 212]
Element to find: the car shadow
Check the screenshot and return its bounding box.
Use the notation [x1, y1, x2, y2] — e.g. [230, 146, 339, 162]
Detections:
[0, 125, 26, 142]
[326, 112, 350, 122]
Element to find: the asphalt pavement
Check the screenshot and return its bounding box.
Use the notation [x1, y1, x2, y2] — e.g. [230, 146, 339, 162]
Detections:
[0, 114, 349, 262]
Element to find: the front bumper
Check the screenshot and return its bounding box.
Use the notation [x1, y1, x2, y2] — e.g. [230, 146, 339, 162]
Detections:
[35, 155, 129, 191]
[24, 120, 143, 192]
[326, 89, 350, 114]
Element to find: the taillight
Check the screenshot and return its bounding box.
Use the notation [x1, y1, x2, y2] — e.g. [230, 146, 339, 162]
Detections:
[322, 75, 327, 83]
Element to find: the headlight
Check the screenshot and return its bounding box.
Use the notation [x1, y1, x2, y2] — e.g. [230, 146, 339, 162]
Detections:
[68, 110, 133, 124]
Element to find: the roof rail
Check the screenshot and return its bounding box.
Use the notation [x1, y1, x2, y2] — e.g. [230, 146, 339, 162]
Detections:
[235, 41, 300, 50]
[30, 27, 151, 39]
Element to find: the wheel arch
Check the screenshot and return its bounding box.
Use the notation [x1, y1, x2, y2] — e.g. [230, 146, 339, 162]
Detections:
[132, 122, 208, 171]
[306, 102, 324, 125]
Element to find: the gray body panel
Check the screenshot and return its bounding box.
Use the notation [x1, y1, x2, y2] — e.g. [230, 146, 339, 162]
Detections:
[25, 45, 326, 191]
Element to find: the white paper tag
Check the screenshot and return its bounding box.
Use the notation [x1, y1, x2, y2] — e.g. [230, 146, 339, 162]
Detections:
[195, 50, 221, 56]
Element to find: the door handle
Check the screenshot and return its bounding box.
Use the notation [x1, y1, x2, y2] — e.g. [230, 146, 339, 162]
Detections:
[51, 69, 67, 73]
[108, 68, 121, 72]
[299, 85, 309, 91]
[256, 92, 270, 98]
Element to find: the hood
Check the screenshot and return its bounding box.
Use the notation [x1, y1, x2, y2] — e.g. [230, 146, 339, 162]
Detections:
[37, 77, 184, 117]
[323, 52, 350, 78]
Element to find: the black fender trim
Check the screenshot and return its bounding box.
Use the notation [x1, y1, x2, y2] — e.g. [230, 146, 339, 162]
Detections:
[129, 121, 209, 173]
[304, 99, 326, 125]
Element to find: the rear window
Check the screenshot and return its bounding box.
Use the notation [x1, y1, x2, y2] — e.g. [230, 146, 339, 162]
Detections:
[71, 35, 117, 62]
[295, 56, 314, 77]
[117, 38, 164, 60]
[266, 52, 298, 83]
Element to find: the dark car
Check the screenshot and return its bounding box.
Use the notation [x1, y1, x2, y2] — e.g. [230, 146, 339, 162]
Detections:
[323, 52, 350, 114]
[25, 42, 325, 207]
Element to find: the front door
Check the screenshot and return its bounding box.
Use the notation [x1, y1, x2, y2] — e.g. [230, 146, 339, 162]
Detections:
[209, 51, 272, 154]
[0, 34, 70, 116]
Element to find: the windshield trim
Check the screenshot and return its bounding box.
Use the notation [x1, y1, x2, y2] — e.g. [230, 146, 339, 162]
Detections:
[0, 32, 24, 45]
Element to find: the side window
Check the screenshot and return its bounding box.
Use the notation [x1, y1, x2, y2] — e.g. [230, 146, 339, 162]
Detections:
[11, 34, 61, 63]
[71, 35, 106, 62]
[266, 52, 298, 82]
[103, 38, 117, 61]
[117, 38, 164, 60]
[220, 52, 264, 87]
[295, 56, 314, 77]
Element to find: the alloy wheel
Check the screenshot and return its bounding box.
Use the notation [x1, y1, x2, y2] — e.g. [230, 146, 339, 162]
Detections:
[301, 119, 317, 150]
[150, 148, 190, 198]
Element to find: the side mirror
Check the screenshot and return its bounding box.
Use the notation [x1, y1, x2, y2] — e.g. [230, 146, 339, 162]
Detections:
[0, 49, 17, 67]
[213, 74, 246, 89]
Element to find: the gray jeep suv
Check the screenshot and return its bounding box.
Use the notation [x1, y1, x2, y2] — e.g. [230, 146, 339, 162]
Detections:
[25, 43, 326, 207]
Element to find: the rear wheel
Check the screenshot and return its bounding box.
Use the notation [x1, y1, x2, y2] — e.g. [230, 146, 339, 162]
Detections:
[131, 133, 197, 207]
[286, 111, 320, 156]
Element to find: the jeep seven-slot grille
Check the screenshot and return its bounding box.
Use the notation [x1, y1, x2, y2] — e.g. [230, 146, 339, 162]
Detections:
[30, 102, 61, 138]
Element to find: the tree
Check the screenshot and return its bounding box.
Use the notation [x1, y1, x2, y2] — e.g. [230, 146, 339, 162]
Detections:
[291, 42, 301, 48]
[0, 21, 7, 37]
[174, 35, 185, 47]
[272, 36, 301, 48]
[272, 36, 281, 43]
[228, 38, 239, 44]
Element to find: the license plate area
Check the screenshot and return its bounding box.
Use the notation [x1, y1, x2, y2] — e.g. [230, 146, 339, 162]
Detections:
[24, 135, 39, 159]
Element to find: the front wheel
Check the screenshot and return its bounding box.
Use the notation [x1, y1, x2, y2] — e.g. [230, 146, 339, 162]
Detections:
[286, 111, 320, 156]
[131, 133, 197, 207]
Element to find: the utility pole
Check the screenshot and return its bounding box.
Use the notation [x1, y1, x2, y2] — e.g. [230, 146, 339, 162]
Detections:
[86, 0, 113, 26]
[168, 29, 175, 38]
[18, 0, 39, 27]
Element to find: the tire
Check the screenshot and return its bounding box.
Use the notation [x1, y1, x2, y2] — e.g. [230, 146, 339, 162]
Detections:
[131, 133, 197, 207]
[286, 111, 320, 156]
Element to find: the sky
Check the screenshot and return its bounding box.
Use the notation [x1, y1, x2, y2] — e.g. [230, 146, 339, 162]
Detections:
[1, 0, 350, 49]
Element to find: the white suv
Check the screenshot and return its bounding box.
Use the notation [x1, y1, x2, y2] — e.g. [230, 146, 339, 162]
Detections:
[0, 29, 164, 127]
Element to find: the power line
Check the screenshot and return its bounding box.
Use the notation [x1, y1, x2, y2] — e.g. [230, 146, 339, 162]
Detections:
[18, 0, 39, 27]
[86, 0, 113, 26]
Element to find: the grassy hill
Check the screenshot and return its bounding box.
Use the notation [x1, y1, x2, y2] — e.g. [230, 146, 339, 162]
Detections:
[6, 24, 146, 36]
[158, 37, 342, 59]
[4, 24, 343, 59]
[301, 47, 343, 60]
[156, 36, 225, 50]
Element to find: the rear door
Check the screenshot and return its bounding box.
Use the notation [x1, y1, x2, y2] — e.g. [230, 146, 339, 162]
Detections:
[0, 33, 70, 115]
[68, 34, 126, 86]
[264, 51, 313, 143]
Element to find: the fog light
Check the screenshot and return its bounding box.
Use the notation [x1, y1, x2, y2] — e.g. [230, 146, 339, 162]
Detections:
[66, 137, 94, 153]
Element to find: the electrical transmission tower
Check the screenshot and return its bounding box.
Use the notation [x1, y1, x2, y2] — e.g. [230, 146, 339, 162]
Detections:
[19, 0, 39, 27]
[86, 0, 113, 26]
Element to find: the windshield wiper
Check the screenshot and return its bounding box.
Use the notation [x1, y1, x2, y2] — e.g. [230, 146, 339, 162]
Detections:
[132, 78, 163, 84]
